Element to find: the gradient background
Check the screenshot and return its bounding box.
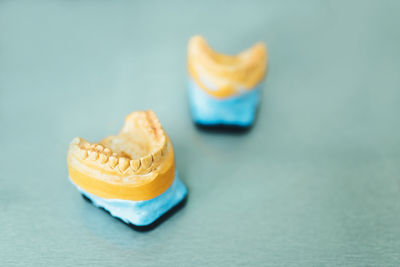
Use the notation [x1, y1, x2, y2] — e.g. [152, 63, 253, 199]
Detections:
[1, 1, 400, 266]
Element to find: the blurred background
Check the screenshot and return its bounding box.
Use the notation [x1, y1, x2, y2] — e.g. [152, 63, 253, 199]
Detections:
[1, 0, 400, 266]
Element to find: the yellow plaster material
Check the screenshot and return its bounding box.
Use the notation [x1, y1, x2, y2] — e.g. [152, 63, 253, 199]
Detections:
[67, 111, 176, 201]
[187, 35, 268, 99]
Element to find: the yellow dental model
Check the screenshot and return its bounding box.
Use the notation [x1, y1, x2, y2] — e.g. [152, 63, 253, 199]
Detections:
[187, 35, 267, 99]
[187, 35, 268, 128]
[67, 111, 187, 228]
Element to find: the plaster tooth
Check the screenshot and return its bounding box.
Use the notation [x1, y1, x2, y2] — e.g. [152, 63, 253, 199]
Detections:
[141, 117, 150, 128]
[141, 155, 153, 170]
[88, 144, 96, 150]
[161, 143, 168, 156]
[130, 159, 141, 172]
[159, 136, 166, 146]
[108, 156, 118, 168]
[154, 121, 161, 129]
[88, 150, 99, 161]
[78, 148, 88, 159]
[71, 137, 81, 145]
[147, 127, 154, 135]
[95, 145, 104, 152]
[103, 148, 112, 156]
[148, 111, 161, 127]
[152, 150, 162, 162]
[118, 157, 130, 172]
[99, 153, 108, 164]
[84, 143, 92, 150]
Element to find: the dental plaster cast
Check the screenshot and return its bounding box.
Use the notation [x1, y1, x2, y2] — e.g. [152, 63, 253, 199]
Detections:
[187, 35, 268, 128]
[67, 111, 187, 229]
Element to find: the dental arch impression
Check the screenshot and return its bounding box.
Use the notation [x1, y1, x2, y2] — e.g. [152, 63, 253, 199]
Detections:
[67, 111, 187, 228]
[187, 35, 268, 128]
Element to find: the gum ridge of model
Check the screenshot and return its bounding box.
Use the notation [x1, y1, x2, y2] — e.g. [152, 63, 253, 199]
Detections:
[67, 111, 187, 226]
[187, 35, 268, 126]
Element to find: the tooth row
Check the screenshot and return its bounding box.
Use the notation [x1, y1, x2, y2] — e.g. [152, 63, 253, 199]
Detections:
[109, 150, 166, 174]
[71, 118, 168, 173]
[139, 111, 165, 143]
[75, 143, 169, 174]
[127, 145, 168, 173]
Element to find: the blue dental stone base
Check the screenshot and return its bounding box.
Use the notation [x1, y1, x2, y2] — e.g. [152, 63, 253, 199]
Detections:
[188, 79, 261, 127]
[70, 173, 187, 227]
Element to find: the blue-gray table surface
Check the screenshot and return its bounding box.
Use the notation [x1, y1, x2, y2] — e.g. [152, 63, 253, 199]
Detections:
[1, 1, 400, 266]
